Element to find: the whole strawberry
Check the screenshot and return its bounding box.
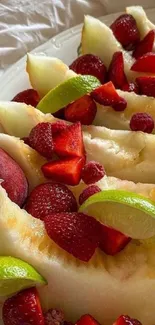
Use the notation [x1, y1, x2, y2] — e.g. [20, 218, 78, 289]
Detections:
[70, 54, 107, 84]
[2, 287, 44, 325]
[12, 89, 40, 107]
[29, 122, 54, 158]
[25, 182, 78, 220]
[111, 14, 140, 50]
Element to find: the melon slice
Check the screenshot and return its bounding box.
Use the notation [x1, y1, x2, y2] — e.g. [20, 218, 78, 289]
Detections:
[81, 15, 154, 80]
[0, 101, 155, 184]
[0, 133, 46, 191]
[126, 6, 155, 43]
[26, 54, 76, 98]
[0, 180, 155, 325]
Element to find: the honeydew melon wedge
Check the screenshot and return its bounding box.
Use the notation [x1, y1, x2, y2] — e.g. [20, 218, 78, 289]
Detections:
[27, 54, 76, 98]
[26, 55, 155, 132]
[94, 90, 155, 132]
[0, 133, 46, 191]
[1, 179, 155, 325]
[126, 6, 155, 42]
[1, 101, 155, 184]
[81, 15, 154, 80]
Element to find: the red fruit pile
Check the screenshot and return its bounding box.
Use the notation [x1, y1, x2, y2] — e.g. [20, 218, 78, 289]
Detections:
[91, 81, 127, 111]
[2, 287, 143, 325]
[0, 148, 28, 207]
[111, 14, 140, 50]
[12, 88, 40, 107]
[70, 54, 107, 84]
[131, 52, 155, 73]
[130, 112, 154, 133]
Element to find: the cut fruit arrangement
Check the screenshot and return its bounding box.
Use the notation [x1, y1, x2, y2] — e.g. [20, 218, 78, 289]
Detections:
[1, 4, 155, 325]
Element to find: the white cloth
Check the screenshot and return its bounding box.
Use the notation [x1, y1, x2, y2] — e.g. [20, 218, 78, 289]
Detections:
[0, 0, 155, 73]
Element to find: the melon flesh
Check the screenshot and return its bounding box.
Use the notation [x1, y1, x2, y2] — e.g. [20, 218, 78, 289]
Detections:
[0, 181, 154, 325]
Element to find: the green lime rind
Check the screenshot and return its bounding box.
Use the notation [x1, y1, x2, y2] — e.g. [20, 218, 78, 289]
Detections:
[79, 189, 155, 239]
[37, 75, 101, 114]
[0, 256, 47, 297]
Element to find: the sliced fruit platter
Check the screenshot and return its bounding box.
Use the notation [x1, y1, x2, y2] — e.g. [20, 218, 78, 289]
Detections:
[2, 5, 155, 325]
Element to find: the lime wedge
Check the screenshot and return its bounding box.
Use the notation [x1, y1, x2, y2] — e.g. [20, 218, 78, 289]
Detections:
[79, 190, 155, 239]
[37, 75, 100, 114]
[0, 256, 46, 296]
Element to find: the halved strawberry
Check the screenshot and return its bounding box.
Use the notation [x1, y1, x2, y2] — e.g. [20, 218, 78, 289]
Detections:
[113, 315, 142, 325]
[136, 76, 155, 97]
[91, 81, 127, 111]
[44, 212, 102, 261]
[121, 82, 139, 94]
[12, 89, 40, 107]
[131, 52, 155, 73]
[110, 14, 140, 50]
[42, 157, 85, 186]
[108, 52, 127, 89]
[29, 122, 54, 158]
[99, 225, 131, 255]
[133, 30, 155, 59]
[2, 287, 44, 325]
[64, 95, 97, 125]
[54, 122, 85, 158]
[76, 315, 100, 325]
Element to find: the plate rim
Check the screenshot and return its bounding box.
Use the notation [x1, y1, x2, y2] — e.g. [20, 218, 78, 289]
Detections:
[1, 7, 155, 89]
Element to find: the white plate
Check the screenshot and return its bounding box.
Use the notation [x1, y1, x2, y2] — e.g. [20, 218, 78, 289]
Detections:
[0, 8, 155, 101]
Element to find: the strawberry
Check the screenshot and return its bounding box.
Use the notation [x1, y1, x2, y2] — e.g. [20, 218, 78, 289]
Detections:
[51, 121, 68, 136]
[42, 157, 85, 186]
[53, 107, 65, 119]
[121, 82, 139, 94]
[22, 136, 31, 146]
[76, 314, 100, 325]
[44, 212, 102, 261]
[110, 14, 140, 50]
[113, 315, 142, 325]
[2, 287, 44, 325]
[130, 112, 154, 133]
[133, 30, 155, 59]
[91, 82, 127, 111]
[79, 185, 101, 205]
[81, 161, 105, 185]
[136, 76, 155, 97]
[64, 95, 97, 125]
[108, 52, 127, 89]
[12, 89, 40, 107]
[69, 54, 107, 84]
[29, 122, 54, 158]
[99, 225, 131, 255]
[54, 122, 85, 158]
[131, 52, 155, 73]
[44, 309, 64, 325]
[25, 182, 77, 220]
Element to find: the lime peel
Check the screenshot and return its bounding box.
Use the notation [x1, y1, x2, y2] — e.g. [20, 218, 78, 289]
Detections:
[37, 75, 101, 114]
[79, 189, 155, 239]
[0, 256, 47, 296]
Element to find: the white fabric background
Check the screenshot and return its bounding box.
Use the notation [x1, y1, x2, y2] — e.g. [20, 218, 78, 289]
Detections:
[0, 0, 155, 73]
